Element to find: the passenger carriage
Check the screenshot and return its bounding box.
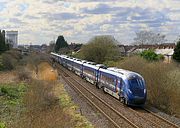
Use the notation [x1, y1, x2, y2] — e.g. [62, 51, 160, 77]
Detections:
[98, 68, 123, 99]
[61, 55, 68, 67]
[65, 57, 74, 71]
[82, 63, 99, 85]
[71, 59, 84, 76]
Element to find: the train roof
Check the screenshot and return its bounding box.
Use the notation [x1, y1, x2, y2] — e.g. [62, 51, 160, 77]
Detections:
[96, 64, 107, 69]
[99, 68, 125, 78]
[73, 59, 84, 64]
[85, 61, 96, 65]
[83, 62, 99, 70]
[107, 67, 142, 78]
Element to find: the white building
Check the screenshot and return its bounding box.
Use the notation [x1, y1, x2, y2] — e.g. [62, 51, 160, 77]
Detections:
[6, 31, 18, 48]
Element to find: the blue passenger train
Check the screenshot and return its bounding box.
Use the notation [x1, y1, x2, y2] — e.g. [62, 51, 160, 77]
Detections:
[51, 52, 147, 106]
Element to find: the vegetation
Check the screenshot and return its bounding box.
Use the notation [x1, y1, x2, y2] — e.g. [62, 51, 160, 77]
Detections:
[173, 40, 180, 62]
[0, 30, 10, 54]
[0, 52, 93, 127]
[0, 122, 6, 128]
[54, 35, 68, 53]
[140, 50, 164, 61]
[0, 50, 22, 71]
[110, 56, 180, 116]
[0, 83, 27, 127]
[75, 35, 121, 63]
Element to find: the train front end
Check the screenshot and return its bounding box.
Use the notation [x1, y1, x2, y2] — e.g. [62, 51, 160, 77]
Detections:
[125, 75, 147, 106]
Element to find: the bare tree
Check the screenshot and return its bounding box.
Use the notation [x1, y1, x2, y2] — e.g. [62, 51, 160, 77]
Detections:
[48, 41, 55, 52]
[134, 31, 166, 45]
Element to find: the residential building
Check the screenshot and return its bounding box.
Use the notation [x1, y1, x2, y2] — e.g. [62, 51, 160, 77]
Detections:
[125, 43, 175, 63]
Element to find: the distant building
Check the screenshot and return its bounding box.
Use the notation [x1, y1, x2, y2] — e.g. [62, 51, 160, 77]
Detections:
[6, 31, 18, 48]
[125, 43, 176, 63]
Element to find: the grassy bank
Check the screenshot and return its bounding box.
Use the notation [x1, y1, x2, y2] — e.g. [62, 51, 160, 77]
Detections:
[0, 53, 93, 128]
[16, 80, 93, 128]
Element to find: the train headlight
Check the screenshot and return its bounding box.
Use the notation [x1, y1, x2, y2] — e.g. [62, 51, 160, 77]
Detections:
[144, 89, 146, 94]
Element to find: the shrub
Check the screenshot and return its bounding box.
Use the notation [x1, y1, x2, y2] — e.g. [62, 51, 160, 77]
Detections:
[1, 53, 17, 70]
[5, 50, 22, 61]
[0, 56, 3, 70]
[16, 68, 31, 81]
[0, 83, 26, 99]
[0, 50, 22, 71]
[173, 40, 180, 62]
[0, 122, 6, 128]
[140, 49, 164, 61]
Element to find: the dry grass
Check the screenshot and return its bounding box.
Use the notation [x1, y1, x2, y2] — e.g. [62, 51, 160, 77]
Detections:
[12, 80, 93, 128]
[13, 80, 73, 128]
[37, 62, 58, 81]
[115, 56, 180, 117]
[16, 68, 31, 82]
[0, 71, 16, 84]
[1, 53, 93, 128]
[11, 60, 93, 128]
[0, 50, 22, 71]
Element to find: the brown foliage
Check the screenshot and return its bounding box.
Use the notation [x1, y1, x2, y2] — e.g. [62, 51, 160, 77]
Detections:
[16, 68, 31, 81]
[13, 80, 72, 128]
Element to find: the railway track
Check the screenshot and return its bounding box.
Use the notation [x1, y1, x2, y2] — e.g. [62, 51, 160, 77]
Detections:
[55, 63, 180, 128]
[143, 108, 180, 128]
[58, 65, 138, 128]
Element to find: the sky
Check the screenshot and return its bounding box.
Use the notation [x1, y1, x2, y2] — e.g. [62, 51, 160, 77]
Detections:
[0, 0, 180, 45]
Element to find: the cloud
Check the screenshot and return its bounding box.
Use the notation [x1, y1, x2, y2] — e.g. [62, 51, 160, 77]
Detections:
[9, 18, 25, 24]
[0, 0, 179, 45]
[41, 12, 82, 21]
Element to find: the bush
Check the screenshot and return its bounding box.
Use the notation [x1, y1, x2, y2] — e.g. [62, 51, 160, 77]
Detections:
[79, 35, 121, 63]
[0, 50, 22, 71]
[1, 53, 17, 70]
[140, 50, 164, 61]
[0, 56, 3, 70]
[5, 50, 22, 61]
[0, 122, 6, 128]
[0, 83, 26, 99]
[114, 56, 180, 116]
[173, 40, 180, 62]
[16, 68, 31, 81]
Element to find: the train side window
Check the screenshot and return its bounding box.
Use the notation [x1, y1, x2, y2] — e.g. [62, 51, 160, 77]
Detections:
[101, 74, 114, 85]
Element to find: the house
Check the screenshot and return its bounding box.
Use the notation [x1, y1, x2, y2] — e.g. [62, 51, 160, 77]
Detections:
[125, 43, 176, 63]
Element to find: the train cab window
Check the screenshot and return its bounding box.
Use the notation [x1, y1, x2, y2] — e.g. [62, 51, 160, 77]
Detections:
[128, 78, 144, 90]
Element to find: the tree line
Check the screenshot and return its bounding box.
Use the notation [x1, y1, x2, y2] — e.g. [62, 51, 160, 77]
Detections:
[54, 31, 180, 62]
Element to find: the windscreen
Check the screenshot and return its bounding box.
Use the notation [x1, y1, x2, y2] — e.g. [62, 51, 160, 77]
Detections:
[128, 78, 144, 90]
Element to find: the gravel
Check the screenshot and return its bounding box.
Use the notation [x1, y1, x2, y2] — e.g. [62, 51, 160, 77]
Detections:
[59, 76, 113, 128]
[147, 106, 180, 127]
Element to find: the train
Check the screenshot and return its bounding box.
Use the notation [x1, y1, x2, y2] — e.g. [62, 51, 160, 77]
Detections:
[50, 52, 147, 106]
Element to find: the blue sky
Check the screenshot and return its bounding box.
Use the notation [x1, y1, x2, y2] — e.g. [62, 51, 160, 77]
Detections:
[0, 0, 180, 45]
